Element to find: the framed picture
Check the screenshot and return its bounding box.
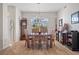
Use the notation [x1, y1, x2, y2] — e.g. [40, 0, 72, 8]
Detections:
[59, 19, 63, 26]
[71, 11, 79, 24]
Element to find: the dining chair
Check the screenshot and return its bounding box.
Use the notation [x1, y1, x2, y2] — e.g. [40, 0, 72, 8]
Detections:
[47, 35, 52, 48]
[24, 29, 29, 48]
[32, 35, 40, 49]
[51, 30, 56, 47]
[39, 34, 48, 49]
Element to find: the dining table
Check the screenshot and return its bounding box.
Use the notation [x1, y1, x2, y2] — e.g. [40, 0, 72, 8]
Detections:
[25, 33, 53, 49]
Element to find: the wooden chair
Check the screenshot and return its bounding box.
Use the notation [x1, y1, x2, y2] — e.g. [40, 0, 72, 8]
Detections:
[32, 35, 40, 49]
[29, 35, 33, 48]
[24, 29, 29, 48]
[40, 35, 47, 49]
[24, 29, 33, 48]
[47, 35, 52, 48]
[45, 35, 49, 49]
[51, 31, 56, 47]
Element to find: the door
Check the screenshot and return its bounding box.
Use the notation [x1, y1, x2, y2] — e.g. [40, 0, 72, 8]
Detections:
[8, 6, 16, 46]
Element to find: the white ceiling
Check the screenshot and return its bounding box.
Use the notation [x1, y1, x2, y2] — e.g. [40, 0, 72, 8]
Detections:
[8, 3, 67, 12]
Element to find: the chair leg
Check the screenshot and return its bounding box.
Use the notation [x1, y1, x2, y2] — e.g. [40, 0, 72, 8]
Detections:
[47, 40, 48, 49]
[50, 40, 52, 48]
[32, 40, 34, 49]
[53, 42, 55, 46]
[27, 40, 30, 48]
[25, 40, 27, 47]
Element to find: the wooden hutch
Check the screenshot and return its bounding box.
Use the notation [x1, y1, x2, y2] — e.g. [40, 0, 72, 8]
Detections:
[20, 17, 27, 40]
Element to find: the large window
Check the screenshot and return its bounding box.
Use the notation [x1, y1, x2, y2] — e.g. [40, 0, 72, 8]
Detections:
[31, 17, 48, 33]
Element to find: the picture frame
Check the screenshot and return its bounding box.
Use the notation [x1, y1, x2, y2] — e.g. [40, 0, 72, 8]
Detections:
[71, 11, 79, 24]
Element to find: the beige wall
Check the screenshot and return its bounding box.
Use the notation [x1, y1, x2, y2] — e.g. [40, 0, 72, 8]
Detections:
[21, 12, 57, 34]
[57, 3, 79, 31]
[0, 4, 3, 50]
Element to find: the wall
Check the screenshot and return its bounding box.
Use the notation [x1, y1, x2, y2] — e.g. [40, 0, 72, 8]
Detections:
[8, 6, 16, 47]
[3, 4, 10, 49]
[2, 3, 21, 49]
[57, 3, 79, 31]
[0, 4, 3, 50]
[15, 7, 21, 42]
[8, 5, 21, 42]
[21, 12, 57, 34]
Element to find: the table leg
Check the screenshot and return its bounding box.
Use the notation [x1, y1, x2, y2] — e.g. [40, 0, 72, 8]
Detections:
[50, 39, 52, 48]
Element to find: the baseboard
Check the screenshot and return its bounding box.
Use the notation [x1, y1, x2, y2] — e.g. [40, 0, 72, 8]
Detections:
[15, 38, 20, 42]
[0, 45, 9, 51]
[3, 44, 9, 49]
[0, 48, 3, 51]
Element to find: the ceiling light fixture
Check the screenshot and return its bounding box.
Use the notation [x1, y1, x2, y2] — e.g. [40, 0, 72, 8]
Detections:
[35, 3, 40, 19]
[36, 3, 40, 4]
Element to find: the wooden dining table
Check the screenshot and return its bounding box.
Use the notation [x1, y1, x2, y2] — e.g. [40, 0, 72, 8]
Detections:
[25, 33, 53, 49]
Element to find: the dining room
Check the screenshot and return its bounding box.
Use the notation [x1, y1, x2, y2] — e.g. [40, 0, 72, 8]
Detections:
[1, 1, 79, 59]
[19, 3, 58, 50]
[1, 3, 79, 55]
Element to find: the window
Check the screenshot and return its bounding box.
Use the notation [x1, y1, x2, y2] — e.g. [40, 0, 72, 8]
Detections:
[31, 17, 48, 32]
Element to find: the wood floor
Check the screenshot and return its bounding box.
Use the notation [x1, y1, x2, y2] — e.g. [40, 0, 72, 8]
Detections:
[0, 40, 79, 55]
